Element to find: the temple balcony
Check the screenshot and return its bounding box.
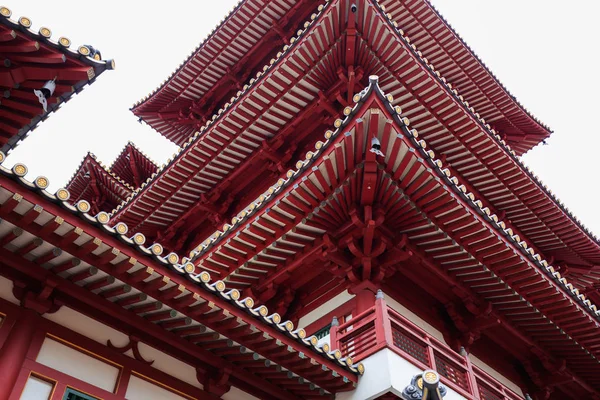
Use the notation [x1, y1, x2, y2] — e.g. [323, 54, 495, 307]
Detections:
[329, 292, 524, 400]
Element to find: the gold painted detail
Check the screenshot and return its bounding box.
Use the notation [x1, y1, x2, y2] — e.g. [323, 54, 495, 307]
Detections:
[56, 188, 70, 200]
[39, 27, 51, 38]
[18, 16, 31, 27]
[0, 7, 11, 17]
[58, 37, 71, 47]
[76, 200, 90, 213]
[78, 45, 90, 56]
[13, 163, 27, 176]
[35, 176, 49, 189]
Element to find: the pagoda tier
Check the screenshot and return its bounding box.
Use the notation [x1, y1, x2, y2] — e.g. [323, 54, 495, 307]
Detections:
[0, 153, 363, 399]
[0, 6, 114, 153]
[116, 0, 600, 302]
[188, 78, 600, 398]
[109, 141, 158, 188]
[65, 153, 133, 215]
[132, 0, 549, 154]
[65, 143, 158, 214]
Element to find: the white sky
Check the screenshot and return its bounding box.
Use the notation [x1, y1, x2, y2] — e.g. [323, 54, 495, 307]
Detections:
[4, 1, 600, 237]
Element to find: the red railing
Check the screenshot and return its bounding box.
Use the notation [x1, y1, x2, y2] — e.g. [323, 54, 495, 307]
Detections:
[330, 296, 524, 400]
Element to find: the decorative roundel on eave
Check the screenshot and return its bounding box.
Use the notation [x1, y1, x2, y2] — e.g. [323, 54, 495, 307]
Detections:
[18, 16, 32, 28]
[56, 188, 70, 201]
[96, 212, 110, 224]
[58, 37, 71, 47]
[12, 163, 27, 177]
[39, 27, 51, 38]
[114, 222, 128, 235]
[78, 45, 90, 56]
[76, 200, 91, 213]
[34, 176, 49, 189]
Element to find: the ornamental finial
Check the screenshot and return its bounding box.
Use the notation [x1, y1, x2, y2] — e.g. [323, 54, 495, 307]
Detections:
[376, 289, 384, 299]
[331, 316, 339, 327]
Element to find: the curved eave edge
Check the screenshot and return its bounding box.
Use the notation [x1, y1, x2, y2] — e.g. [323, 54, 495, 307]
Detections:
[130, 0, 249, 112]
[375, 1, 599, 260]
[421, 0, 552, 136]
[111, 2, 330, 220]
[0, 7, 115, 70]
[65, 153, 135, 193]
[0, 153, 364, 381]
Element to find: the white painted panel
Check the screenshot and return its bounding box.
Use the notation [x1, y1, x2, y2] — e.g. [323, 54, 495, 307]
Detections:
[383, 292, 447, 344]
[20, 376, 54, 400]
[136, 342, 202, 389]
[336, 349, 467, 400]
[470, 354, 523, 397]
[0, 276, 19, 305]
[336, 349, 392, 400]
[43, 306, 129, 348]
[222, 386, 260, 400]
[298, 290, 355, 329]
[36, 338, 119, 392]
[125, 375, 188, 400]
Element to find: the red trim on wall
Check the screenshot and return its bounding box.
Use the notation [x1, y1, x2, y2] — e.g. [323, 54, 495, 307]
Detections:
[0, 295, 218, 400]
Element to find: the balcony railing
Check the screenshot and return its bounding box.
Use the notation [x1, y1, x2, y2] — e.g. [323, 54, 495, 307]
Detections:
[329, 294, 523, 400]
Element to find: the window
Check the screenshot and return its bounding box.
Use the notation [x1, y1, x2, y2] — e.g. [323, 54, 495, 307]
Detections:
[314, 324, 331, 339]
[314, 312, 353, 339]
[63, 388, 98, 400]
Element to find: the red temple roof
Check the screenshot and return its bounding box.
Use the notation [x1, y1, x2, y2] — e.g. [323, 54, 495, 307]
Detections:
[0, 6, 114, 153]
[109, 142, 158, 189]
[117, 0, 600, 299]
[187, 77, 600, 394]
[0, 151, 364, 398]
[132, 0, 550, 154]
[65, 153, 132, 214]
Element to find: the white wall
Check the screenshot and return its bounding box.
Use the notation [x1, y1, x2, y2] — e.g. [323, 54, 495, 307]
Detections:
[470, 354, 524, 397]
[44, 306, 129, 348]
[222, 386, 260, 400]
[135, 342, 203, 389]
[336, 349, 466, 400]
[125, 375, 188, 400]
[385, 292, 524, 397]
[36, 337, 120, 393]
[19, 376, 54, 400]
[0, 276, 20, 305]
[298, 290, 355, 329]
[383, 292, 447, 344]
[45, 307, 202, 389]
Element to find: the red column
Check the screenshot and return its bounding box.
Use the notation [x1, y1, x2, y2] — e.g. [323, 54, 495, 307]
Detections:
[354, 288, 375, 315]
[0, 308, 38, 400]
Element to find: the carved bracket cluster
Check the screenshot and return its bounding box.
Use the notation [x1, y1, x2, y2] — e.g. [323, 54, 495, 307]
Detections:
[12, 277, 62, 315]
[197, 366, 232, 397]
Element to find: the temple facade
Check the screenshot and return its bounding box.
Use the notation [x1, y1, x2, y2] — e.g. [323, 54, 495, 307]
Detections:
[1, 1, 600, 400]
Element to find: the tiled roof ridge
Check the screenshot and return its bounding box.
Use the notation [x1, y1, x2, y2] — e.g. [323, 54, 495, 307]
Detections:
[183, 76, 600, 334]
[421, 0, 551, 134]
[0, 150, 364, 379]
[65, 152, 134, 192]
[0, 5, 115, 68]
[110, 2, 330, 218]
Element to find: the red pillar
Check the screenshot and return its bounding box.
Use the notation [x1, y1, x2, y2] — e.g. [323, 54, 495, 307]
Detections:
[354, 288, 375, 315]
[0, 308, 38, 400]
